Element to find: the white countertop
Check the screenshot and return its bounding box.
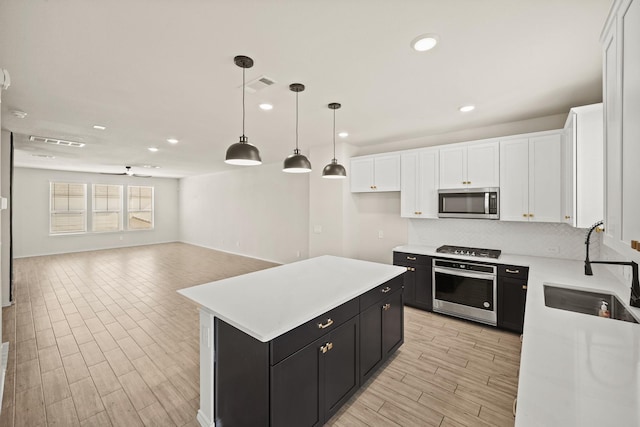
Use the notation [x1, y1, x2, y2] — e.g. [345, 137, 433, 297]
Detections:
[394, 245, 640, 426]
[177, 255, 405, 342]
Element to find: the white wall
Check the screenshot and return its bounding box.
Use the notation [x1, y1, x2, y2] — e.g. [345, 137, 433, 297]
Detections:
[1, 131, 10, 306]
[355, 113, 567, 156]
[13, 167, 179, 258]
[308, 143, 408, 265]
[179, 162, 309, 264]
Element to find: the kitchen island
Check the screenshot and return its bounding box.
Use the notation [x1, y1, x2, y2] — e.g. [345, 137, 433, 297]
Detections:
[178, 255, 406, 427]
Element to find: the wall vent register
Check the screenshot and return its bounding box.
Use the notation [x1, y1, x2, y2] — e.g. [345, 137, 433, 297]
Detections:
[436, 245, 501, 259]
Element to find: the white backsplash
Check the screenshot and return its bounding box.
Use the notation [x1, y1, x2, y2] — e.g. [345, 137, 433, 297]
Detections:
[408, 219, 601, 260]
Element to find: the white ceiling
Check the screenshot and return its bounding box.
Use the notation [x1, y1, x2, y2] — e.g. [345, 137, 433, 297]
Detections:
[0, 0, 612, 178]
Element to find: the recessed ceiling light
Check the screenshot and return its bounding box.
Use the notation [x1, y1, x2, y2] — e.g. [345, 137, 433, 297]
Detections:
[12, 110, 27, 119]
[259, 103, 273, 111]
[142, 164, 161, 169]
[459, 105, 475, 112]
[93, 125, 106, 130]
[411, 34, 439, 52]
[31, 154, 55, 159]
[148, 147, 159, 152]
[338, 132, 349, 138]
[166, 138, 179, 144]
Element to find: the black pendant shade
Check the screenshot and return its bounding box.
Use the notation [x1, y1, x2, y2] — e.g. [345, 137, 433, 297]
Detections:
[225, 136, 261, 166]
[322, 159, 347, 178]
[225, 55, 262, 166]
[283, 83, 312, 173]
[322, 102, 347, 179]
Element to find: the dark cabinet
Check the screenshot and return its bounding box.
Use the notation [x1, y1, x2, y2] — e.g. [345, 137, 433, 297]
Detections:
[271, 316, 359, 426]
[497, 264, 529, 333]
[214, 275, 404, 427]
[360, 286, 404, 383]
[393, 252, 432, 311]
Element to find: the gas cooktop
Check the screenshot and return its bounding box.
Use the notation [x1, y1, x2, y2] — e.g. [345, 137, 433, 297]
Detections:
[436, 245, 502, 259]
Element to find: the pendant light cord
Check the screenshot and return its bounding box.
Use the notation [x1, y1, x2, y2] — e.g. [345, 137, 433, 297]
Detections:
[295, 92, 299, 151]
[332, 108, 336, 159]
[242, 66, 246, 138]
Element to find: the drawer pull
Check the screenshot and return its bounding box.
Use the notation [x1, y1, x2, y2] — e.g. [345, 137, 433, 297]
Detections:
[381, 286, 392, 293]
[406, 256, 416, 261]
[505, 269, 520, 274]
[383, 303, 391, 311]
[522, 285, 528, 290]
[320, 342, 334, 354]
[317, 319, 334, 329]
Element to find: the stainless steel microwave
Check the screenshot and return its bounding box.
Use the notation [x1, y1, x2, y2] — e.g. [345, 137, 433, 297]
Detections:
[438, 188, 499, 219]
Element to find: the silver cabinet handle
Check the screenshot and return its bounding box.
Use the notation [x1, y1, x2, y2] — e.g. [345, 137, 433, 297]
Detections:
[381, 286, 391, 293]
[383, 303, 391, 311]
[505, 269, 520, 274]
[317, 319, 334, 329]
[407, 256, 416, 260]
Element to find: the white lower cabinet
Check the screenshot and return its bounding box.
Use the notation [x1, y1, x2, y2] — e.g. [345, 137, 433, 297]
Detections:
[400, 149, 439, 218]
[500, 133, 562, 223]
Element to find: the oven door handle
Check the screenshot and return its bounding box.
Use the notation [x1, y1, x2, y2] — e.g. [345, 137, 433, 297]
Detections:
[434, 266, 496, 281]
[484, 192, 489, 214]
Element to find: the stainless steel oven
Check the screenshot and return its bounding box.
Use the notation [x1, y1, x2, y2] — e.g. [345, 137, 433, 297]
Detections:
[432, 259, 497, 326]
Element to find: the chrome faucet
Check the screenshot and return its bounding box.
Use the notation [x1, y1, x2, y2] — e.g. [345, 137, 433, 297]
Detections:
[584, 221, 640, 308]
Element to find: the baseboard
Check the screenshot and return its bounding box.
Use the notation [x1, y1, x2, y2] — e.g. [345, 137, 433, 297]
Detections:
[197, 409, 214, 427]
[13, 240, 180, 259]
[0, 342, 9, 415]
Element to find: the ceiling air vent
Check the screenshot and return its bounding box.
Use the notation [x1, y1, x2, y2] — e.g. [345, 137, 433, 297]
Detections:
[242, 75, 276, 93]
[29, 135, 85, 148]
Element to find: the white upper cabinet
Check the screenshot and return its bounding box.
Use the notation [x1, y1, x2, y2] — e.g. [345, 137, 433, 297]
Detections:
[350, 153, 400, 193]
[601, 0, 640, 261]
[500, 138, 530, 222]
[400, 149, 439, 218]
[500, 133, 562, 223]
[561, 104, 604, 228]
[439, 142, 499, 189]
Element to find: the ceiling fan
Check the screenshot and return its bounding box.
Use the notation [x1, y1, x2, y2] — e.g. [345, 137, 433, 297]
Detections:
[102, 166, 151, 178]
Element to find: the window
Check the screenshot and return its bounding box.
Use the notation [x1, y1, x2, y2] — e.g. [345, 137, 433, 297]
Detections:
[128, 186, 154, 230]
[92, 184, 123, 232]
[50, 182, 87, 234]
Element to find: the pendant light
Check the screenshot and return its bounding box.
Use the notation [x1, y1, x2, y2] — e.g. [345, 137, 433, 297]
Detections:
[225, 55, 262, 166]
[322, 103, 347, 179]
[283, 83, 312, 173]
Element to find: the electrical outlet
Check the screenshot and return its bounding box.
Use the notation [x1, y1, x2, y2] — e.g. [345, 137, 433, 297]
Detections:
[314, 225, 322, 234]
[546, 247, 559, 254]
[236, 241, 240, 247]
[119, 235, 123, 241]
[378, 230, 384, 239]
[296, 251, 301, 258]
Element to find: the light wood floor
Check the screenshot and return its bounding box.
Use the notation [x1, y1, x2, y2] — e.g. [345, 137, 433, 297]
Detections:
[1, 243, 521, 426]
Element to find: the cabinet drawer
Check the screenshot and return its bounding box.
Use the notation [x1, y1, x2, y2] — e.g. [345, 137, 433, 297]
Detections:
[393, 252, 430, 266]
[270, 298, 359, 365]
[360, 276, 403, 310]
[498, 264, 529, 279]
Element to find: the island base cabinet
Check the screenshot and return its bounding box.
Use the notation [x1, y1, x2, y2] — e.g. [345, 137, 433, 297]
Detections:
[360, 289, 404, 384]
[214, 319, 270, 426]
[271, 316, 359, 427]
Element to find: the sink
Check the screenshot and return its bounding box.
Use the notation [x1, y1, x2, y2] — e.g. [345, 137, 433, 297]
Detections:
[544, 285, 639, 323]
